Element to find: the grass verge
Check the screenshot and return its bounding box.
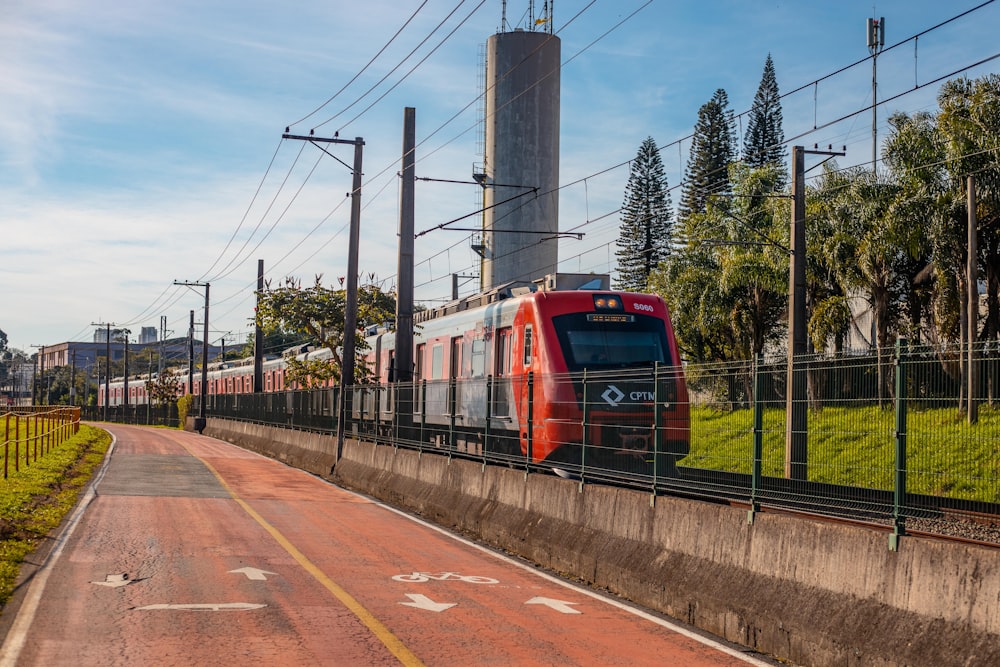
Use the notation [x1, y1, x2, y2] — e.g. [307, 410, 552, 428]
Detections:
[684, 405, 1000, 502]
[0, 424, 111, 608]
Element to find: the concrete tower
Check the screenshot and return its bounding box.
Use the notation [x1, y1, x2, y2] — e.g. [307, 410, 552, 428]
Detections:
[481, 25, 560, 290]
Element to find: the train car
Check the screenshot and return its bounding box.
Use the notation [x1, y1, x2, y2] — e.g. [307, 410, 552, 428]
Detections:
[98, 351, 300, 407]
[98, 280, 690, 476]
[362, 281, 690, 473]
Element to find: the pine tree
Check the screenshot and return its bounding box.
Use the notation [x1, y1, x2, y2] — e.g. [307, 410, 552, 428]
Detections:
[678, 89, 737, 221]
[744, 54, 786, 175]
[615, 137, 673, 292]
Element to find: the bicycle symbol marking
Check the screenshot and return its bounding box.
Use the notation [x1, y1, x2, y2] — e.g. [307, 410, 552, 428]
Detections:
[392, 572, 499, 584]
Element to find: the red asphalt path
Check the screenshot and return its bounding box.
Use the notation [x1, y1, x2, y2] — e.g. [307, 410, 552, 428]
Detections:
[0, 425, 774, 666]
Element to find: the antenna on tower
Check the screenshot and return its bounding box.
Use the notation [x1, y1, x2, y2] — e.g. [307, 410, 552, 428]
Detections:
[534, 1, 553, 34]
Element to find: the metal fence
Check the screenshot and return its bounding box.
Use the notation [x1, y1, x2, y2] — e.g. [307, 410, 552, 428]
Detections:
[82, 403, 180, 428]
[90, 340, 1000, 544]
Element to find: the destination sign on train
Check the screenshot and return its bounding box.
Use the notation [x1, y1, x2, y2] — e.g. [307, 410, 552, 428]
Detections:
[587, 314, 635, 323]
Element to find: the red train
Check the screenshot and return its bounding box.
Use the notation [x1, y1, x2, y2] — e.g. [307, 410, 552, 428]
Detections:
[101, 281, 690, 474]
[363, 283, 690, 472]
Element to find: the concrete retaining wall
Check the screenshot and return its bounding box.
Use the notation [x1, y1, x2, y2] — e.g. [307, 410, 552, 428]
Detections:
[197, 417, 1000, 667]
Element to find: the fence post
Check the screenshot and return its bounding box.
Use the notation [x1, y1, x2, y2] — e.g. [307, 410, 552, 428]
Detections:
[653, 362, 663, 495]
[419, 380, 427, 453]
[890, 337, 908, 551]
[750, 355, 764, 523]
[580, 370, 589, 492]
[526, 372, 534, 472]
[483, 377, 492, 469]
[448, 378, 456, 459]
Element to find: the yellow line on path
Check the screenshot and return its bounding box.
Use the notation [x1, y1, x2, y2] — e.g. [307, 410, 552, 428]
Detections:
[185, 444, 425, 667]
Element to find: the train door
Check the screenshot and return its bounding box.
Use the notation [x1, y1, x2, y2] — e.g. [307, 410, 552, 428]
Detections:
[414, 343, 425, 415]
[449, 336, 462, 420]
[493, 327, 513, 419]
[518, 323, 534, 458]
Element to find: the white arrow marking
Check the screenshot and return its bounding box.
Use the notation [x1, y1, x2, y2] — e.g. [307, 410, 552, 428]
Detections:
[525, 597, 581, 614]
[399, 594, 457, 613]
[229, 567, 277, 581]
[91, 574, 131, 588]
[135, 603, 267, 611]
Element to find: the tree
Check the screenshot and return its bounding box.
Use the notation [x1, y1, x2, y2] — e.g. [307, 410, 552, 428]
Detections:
[255, 276, 396, 389]
[716, 163, 789, 358]
[239, 326, 302, 359]
[652, 163, 787, 365]
[146, 373, 181, 405]
[615, 137, 673, 291]
[880, 111, 944, 344]
[678, 89, 737, 222]
[743, 55, 786, 180]
[0, 328, 9, 390]
[937, 75, 1000, 345]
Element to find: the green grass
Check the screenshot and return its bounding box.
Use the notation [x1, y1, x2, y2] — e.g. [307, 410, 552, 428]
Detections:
[0, 425, 111, 607]
[683, 404, 1000, 502]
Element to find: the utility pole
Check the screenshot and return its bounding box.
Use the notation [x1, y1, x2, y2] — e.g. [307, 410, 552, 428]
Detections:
[254, 259, 264, 393]
[867, 16, 885, 172]
[175, 281, 210, 432]
[188, 310, 195, 396]
[120, 329, 131, 410]
[91, 322, 114, 420]
[786, 145, 844, 480]
[397, 108, 415, 385]
[281, 130, 365, 458]
[30, 345, 45, 405]
[159, 315, 169, 377]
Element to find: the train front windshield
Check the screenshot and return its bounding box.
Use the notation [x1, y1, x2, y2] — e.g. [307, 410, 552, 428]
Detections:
[552, 313, 671, 371]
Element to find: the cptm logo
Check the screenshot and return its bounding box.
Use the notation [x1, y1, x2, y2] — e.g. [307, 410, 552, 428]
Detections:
[602, 385, 657, 407]
[601, 385, 625, 407]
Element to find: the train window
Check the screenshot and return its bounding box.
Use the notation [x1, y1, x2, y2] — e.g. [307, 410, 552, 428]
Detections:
[471, 338, 485, 377]
[495, 328, 512, 376]
[523, 324, 533, 366]
[431, 344, 444, 379]
[450, 337, 462, 379]
[415, 344, 425, 380]
[552, 313, 669, 372]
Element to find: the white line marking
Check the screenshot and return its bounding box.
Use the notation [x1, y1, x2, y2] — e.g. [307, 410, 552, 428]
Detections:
[0, 432, 118, 667]
[136, 603, 266, 611]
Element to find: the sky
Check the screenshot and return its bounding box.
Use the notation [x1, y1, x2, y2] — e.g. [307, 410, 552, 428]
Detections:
[2, 0, 999, 356]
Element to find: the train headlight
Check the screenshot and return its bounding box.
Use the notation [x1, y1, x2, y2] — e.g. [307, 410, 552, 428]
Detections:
[593, 295, 623, 311]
